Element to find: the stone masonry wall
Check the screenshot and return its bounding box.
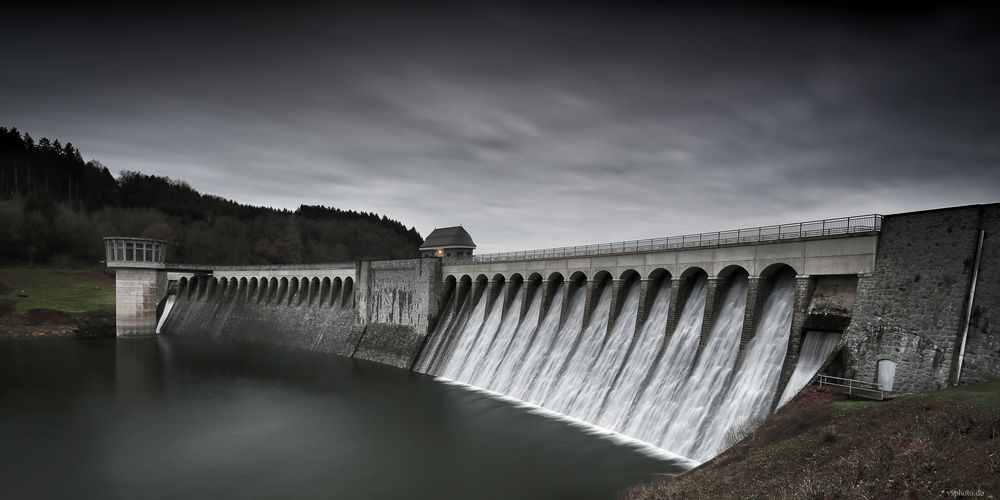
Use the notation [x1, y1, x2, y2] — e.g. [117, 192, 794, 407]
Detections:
[960, 204, 1000, 384]
[845, 204, 998, 393]
[352, 258, 443, 369]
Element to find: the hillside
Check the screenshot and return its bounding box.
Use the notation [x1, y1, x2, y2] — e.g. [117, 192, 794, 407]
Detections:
[620, 383, 1000, 499]
[0, 126, 423, 265]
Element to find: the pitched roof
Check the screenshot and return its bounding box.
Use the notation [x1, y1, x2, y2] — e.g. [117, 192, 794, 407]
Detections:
[419, 225, 476, 250]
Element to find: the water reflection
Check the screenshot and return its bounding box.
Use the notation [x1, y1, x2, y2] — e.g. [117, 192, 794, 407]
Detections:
[1, 337, 686, 499]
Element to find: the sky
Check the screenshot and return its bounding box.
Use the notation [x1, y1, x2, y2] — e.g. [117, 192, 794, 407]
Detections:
[3, 1, 999, 253]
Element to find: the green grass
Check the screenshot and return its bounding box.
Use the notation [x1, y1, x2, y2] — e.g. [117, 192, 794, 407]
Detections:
[931, 380, 1000, 410]
[0, 268, 114, 313]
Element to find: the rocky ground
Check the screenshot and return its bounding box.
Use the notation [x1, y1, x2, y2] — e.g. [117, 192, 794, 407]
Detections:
[620, 383, 1000, 499]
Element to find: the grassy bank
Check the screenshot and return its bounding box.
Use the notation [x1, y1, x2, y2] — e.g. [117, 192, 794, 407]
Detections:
[621, 383, 1000, 499]
[0, 267, 114, 338]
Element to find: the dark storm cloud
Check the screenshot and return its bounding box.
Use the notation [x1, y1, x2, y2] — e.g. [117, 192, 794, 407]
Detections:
[2, 2, 998, 251]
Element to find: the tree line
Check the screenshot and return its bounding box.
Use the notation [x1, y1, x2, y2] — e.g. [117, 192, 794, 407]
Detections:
[0, 126, 423, 266]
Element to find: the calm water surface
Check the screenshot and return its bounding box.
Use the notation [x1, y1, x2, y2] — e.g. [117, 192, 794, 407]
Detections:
[0, 337, 684, 499]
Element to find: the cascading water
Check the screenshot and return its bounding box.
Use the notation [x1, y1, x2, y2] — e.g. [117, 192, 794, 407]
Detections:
[597, 278, 672, 430]
[567, 279, 642, 423]
[694, 272, 796, 460]
[504, 282, 565, 399]
[651, 273, 748, 458]
[779, 330, 842, 406]
[469, 285, 525, 387]
[417, 268, 804, 463]
[155, 295, 177, 334]
[487, 285, 542, 390]
[521, 284, 586, 404]
[544, 284, 614, 413]
[436, 289, 488, 379]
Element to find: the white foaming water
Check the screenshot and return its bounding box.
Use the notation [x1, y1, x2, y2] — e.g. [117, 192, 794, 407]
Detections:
[437, 290, 488, 379]
[521, 284, 586, 404]
[469, 284, 525, 387]
[414, 291, 456, 373]
[695, 272, 795, 460]
[488, 285, 542, 391]
[597, 278, 672, 430]
[545, 284, 614, 413]
[504, 283, 565, 399]
[452, 290, 506, 383]
[434, 376, 701, 470]
[623, 276, 708, 440]
[156, 295, 177, 334]
[779, 330, 842, 406]
[569, 280, 642, 423]
[418, 270, 801, 462]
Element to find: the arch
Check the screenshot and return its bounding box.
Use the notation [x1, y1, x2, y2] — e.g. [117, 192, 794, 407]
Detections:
[527, 272, 543, 282]
[445, 275, 458, 287]
[508, 273, 524, 284]
[476, 273, 490, 283]
[331, 277, 343, 307]
[679, 266, 708, 281]
[251, 277, 262, 304]
[320, 277, 332, 306]
[268, 277, 279, 304]
[278, 278, 290, 305]
[237, 277, 247, 301]
[214, 277, 226, 301]
[491, 273, 506, 283]
[460, 274, 473, 284]
[646, 267, 672, 282]
[341, 277, 354, 308]
[618, 269, 641, 284]
[717, 264, 750, 281]
[568, 271, 588, 283]
[592, 270, 613, 287]
[178, 277, 189, 298]
[288, 277, 299, 306]
[309, 277, 321, 306]
[546, 271, 565, 284]
[759, 262, 797, 279]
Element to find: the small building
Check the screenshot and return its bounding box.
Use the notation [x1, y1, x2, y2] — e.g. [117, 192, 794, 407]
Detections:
[420, 226, 476, 259]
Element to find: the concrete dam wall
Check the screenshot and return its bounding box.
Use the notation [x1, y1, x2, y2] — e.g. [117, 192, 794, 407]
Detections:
[161, 274, 359, 356]
[146, 203, 1000, 462]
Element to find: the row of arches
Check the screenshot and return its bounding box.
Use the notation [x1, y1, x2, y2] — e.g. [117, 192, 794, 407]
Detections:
[444, 263, 796, 300]
[175, 275, 354, 308]
[437, 263, 800, 337]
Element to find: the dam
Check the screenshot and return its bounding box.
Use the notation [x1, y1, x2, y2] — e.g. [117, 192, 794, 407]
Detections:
[109, 203, 1000, 462]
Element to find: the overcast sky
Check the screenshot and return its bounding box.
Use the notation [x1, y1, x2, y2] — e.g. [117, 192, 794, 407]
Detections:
[3, 2, 998, 252]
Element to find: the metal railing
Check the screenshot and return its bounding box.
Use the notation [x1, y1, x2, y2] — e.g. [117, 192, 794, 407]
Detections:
[165, 262, 354, 272]
[816, 374, 886, 400]
[449, 214, 882, 264]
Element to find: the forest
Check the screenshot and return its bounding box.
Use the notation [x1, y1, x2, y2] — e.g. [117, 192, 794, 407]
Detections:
[0, 126, 423, 266]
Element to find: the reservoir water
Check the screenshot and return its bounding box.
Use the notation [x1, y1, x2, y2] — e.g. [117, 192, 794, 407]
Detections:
[0, 337, 689, 499]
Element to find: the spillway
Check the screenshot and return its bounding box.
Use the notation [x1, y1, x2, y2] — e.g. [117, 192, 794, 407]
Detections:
[779, 330, 842, 406]
[416, 270, 806, 462]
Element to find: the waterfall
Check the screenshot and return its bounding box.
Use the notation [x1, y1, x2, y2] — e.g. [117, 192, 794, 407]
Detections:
[504, 282, 565, 399]
[415, 268, 803, 463]
[469, 284, 526, 387]
[597, 278, 671, 430]
[521, 284, 586, 404]
[567, 279, 642, 423]
[438, 289, 492, 380]
[695, 272, 796, 460]
[488, 285, 542, 391]
[544, 284, 614, 413]
[155, 295, 177, 334]
[623, 276, 707, 442]
[778, 330, 842, 405]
